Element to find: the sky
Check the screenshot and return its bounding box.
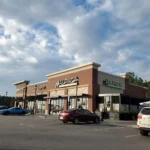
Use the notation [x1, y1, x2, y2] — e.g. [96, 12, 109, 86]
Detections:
[0, 0, 150, 96]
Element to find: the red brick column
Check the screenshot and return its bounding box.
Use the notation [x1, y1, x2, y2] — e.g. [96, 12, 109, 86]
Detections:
[64, 98, 68, 111]
[88, 97, 93, 112]
[88, 68, 99, 112]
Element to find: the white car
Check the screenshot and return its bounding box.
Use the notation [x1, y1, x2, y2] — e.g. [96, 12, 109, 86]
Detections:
[137, 107, 150, 136]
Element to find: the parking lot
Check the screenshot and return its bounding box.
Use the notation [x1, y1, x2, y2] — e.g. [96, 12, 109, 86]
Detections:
[0, 115, 149, 150]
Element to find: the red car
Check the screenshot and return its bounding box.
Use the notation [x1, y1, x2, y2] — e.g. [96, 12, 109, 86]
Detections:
[59, 108, 100, 124]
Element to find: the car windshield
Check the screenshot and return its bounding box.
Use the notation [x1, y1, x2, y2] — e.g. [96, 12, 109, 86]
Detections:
[65, 109, 77, 112]
[8, 107, 15, 110]
[141, 108, 150, 115]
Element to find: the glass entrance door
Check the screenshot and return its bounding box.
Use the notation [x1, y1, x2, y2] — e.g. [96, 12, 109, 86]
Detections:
[50, 99, 64, 115]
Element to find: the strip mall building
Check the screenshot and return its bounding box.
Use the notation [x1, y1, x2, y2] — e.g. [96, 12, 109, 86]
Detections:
[14, 62, 149, 116]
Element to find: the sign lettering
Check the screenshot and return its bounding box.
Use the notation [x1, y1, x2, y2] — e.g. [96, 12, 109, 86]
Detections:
[103, 79, 122, 89]
[56, 77, 79, 88]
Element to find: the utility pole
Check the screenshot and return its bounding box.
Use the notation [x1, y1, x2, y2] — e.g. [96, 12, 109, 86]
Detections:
[5, 91, 8, 106]
[23, 88, 26, 108]
[75, 78, 79, 108]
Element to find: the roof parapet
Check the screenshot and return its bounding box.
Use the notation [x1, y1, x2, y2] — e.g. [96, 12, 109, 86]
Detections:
[13, 80, 30, 85]
[46, 62, 101, 78]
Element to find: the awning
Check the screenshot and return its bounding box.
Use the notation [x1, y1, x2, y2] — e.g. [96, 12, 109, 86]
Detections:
[98, 93, 121, 97]
[140, 101, 150, 106]
[44, 93, 89, 99]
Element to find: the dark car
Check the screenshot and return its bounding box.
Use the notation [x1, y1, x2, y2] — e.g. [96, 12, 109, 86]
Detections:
[0, 105, 8, 110]
[0, 107, 30, 115]
[59, 108, 100, 124]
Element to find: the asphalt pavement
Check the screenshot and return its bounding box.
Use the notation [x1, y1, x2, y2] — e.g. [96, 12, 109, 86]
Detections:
[0, 115, 149, 150]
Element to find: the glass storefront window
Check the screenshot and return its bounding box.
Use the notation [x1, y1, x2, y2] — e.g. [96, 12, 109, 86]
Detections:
[50, 99, 64, 114]
[112, 96, 119, 104]
[69, 97, 88, 109]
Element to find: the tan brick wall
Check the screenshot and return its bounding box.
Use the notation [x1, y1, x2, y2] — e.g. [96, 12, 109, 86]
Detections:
[27, 82, 48, 96]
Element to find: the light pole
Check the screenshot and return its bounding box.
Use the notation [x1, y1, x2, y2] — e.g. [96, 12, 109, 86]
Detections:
[34, 85, 37, 114]
[23, 88, 25, 108]
[75, 82, 78, 108]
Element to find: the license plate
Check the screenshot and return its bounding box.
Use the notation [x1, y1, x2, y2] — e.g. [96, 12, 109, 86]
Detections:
[60, 116, 63, 120]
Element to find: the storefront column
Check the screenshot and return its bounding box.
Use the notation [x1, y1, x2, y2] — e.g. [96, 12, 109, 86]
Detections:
[64, 98, 68, 111]
[22, 101, 25, 108]
[14, 101, 17, 107]
[88, 97, 93, 112]
[64, 88, 68, 111]
[45, 99, 48, 115]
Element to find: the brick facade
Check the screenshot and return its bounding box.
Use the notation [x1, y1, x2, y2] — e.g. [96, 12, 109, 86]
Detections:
[14, 62, 148, 114]
[124, 78, 147, 98]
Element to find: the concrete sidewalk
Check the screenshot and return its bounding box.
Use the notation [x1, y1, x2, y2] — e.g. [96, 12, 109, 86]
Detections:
[102, 120, 138, 128]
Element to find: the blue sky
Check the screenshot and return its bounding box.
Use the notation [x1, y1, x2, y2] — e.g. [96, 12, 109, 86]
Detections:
[0, 0, 150, 96]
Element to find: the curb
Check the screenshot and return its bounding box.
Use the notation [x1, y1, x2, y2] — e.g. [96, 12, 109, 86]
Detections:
[102, 122, 138, 128]
[127, 125, 138, 129]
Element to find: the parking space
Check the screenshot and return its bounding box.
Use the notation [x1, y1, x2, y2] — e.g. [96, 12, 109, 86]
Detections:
[0, 115, 149, 150]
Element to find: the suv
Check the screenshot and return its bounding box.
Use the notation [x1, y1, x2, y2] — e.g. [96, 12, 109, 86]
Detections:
[137, 107, 150, 136]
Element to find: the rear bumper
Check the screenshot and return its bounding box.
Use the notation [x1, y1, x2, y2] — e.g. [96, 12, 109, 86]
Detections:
[58, 116, 73, 122]
[139, 127, 150, 131]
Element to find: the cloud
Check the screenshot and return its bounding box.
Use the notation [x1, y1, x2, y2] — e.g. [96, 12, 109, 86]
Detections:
[0, 0, 150, 96]
[111, 0, 150, 25]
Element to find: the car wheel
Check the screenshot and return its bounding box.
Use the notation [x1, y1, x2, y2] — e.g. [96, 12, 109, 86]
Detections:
[94, 117, 100, 124]
[63, 121, 68, 124]
[140, 129, 149, 136]
[73, 118, 79, 125]
[4, 111, 9, 115]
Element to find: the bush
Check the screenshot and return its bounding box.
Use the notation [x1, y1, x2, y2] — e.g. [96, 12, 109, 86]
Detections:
[119, 111, 138, 120]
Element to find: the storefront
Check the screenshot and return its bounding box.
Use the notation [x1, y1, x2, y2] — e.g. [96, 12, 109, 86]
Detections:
[14, 62, 148, 116]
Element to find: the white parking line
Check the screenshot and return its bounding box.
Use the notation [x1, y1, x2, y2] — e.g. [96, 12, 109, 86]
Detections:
[94, 129, 103, 131]
[20, 123, 34, 127]
[125, 134, 140, 138]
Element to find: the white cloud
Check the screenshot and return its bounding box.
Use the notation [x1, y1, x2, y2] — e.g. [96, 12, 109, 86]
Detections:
[0, 0, 150, 95]
[25, 57, 38, 64]
[111, 0, 150, 25]
[0, 55, 11, 63]
[116, 49, 133, 63]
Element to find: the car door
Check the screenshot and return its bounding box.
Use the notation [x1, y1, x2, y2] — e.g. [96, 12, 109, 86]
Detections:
[76, 109, 86, 122]
[11, 108, 21, 114]
[84, 109, 94, 122]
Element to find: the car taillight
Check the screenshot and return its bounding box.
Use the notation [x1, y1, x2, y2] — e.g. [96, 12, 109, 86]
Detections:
[138, 114, 142, 119]
[62, 113, 69, 116]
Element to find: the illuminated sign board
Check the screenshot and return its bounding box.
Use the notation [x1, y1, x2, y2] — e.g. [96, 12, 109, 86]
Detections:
[103, 79, 122, 89]
[37, 85, 46, 90]
[56, 77, 79, 88]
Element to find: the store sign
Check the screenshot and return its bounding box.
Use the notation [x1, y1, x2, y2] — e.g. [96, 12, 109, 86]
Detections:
[16, 88, 24, 92]
[56, 77, 79, 88]
[37, 85, 46, 90]
[103, 79, 122, 89]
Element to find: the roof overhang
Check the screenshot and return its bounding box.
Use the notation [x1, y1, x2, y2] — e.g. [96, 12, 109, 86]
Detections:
[14, 80, 30, 85]
[140, 101, 150, 106]
[44, 94, 89, 99]
[98, 93, 121, 97]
